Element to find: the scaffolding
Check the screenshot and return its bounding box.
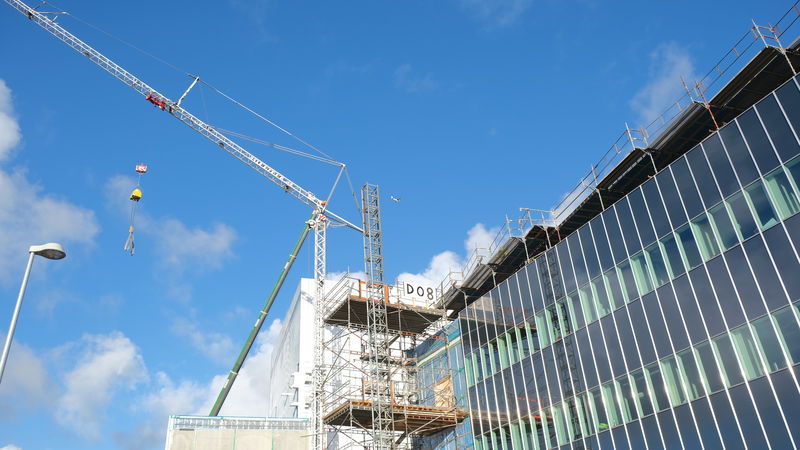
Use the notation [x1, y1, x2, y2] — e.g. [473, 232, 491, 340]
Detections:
[438, 8, 800, 319]
[320, 276, 467, 448]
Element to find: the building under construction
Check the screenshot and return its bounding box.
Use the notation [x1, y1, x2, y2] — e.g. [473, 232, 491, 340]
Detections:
[300, 7, 800, 449]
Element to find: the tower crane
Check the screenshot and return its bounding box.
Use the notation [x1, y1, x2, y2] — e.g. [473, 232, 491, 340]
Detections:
[3, 1, 366, 440]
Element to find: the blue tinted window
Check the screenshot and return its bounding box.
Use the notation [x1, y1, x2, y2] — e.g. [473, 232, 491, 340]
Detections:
[629, 188, 656, 247]
[673, 273, 707, 344]
[758, 93, 800, 162]
[672, 157, 704, 219]
[703, 134, 740, 197]
[739, 107, 780, 174]
[687, 145, 722, 208]
[743, 236, 787, 312]
[579, 226, 601, 281]
[615, 199, 643, 255]
[762, 225, 800, 302]
[658, 167, 689, 227]
[721, 120, 759, 186]
[643, 177, 671, 237]
[590, 218, 614, 271]
[556, 244, 576, 295]
[749, 376, 794, 448]
[601, 207, 628, 264]
[705, 255, 745, 331]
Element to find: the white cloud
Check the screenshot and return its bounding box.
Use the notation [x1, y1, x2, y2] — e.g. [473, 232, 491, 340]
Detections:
[465, 222, 496, 253]
[1, 445, 23, 450]
[142, 318, 282, 418]
[105, 174, 236, 272]
[394, 64, 437, 93]
[0, 338, 55, 419]
[170, 318, 236, 365]
[630, 42, 696, 126]
[157, 219, 236, 270]
[0, 79, 21, 161]
[458, 0, 533, 28]
[0, 79, 99, 283]
[397, 223, 499, 287]
[56, 332, 148, 441]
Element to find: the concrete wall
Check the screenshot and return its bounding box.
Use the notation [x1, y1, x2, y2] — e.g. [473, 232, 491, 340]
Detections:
[267, 278, 316, 418]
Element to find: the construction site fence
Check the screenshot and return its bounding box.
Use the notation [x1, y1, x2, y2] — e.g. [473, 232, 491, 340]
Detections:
[167, 415, 310, 431]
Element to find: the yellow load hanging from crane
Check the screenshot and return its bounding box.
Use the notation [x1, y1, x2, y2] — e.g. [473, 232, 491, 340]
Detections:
[130, 187, 142, 202]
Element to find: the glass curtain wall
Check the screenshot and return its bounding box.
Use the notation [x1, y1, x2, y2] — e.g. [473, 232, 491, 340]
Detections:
[461, 74, 800, 450]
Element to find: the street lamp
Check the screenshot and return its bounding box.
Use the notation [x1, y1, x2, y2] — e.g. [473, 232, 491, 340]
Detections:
[0, 243, 66, 384]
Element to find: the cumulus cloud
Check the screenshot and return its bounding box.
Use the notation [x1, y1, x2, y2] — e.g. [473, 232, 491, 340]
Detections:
[630, 42, 696, 126]
[1, 445, 22, 450]
[105, 174, 236, 273]
[394, 64, 437, 93]
[157, 220, 236, 270]
[142, 318, 282, 418]
[0, 80, 21, 161]
[56, 332, 148, 441]
[0, 80, 99, 283]
[458, 0, 533, 28]
[397, 223, 499, 287]
[170, 318, 235, 365]
[0, 338, 56, 419]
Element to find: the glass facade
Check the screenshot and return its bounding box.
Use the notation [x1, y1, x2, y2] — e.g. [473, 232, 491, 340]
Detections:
[459, 75, 800, 449]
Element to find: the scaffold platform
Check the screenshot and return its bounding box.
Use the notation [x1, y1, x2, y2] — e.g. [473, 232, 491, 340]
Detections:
[324, 294, 444, 334]
[323, 399, 468, 435]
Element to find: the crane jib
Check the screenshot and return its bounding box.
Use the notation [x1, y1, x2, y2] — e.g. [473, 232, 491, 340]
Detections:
[6, 0, 327, 212]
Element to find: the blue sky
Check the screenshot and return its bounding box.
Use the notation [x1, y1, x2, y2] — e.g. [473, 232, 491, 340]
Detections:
[0, 0, 794, 448]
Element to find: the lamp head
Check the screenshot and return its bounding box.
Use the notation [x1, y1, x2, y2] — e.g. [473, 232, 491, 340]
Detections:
[29, 243, 66, 260]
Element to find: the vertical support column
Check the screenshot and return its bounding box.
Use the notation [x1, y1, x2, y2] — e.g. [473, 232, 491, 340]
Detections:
[361, 183, 395, 449]
[312, 215, 327, 450]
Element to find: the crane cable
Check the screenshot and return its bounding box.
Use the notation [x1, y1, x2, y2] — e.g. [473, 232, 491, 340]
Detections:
[38, 0, 362, 211]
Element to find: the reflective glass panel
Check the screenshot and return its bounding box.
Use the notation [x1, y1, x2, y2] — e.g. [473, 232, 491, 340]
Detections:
[592, 277, 612, 317]
[764, 167, 800, 219]
[708, 202, 739, 250]
[645, 243, 670, 287]
[579, 285, 597, 325]
[691, 214, 721, 261]
[643, 177, 671, 237]
[730, 325, 765, 380]
[695, 341, 725, 393]
[739, 107, 780, 173]
[658, 167, 689, 227]
[616, 261, 638, 303]
[750, 314, 787, 372]
[677, 348, 705, 400]
[630, 253, 654, 295]
[721, 118, 760, 185]
[629, 369, 654, 417]
[772, 305, 800, 364]
[712, 333, 744, 387]
[687, 145, 722, 208]
[644, 363, 670, 411]
[758, 93, 800, 162]
[703, 134, 739, 197]
[745, 180, 779, 230]
[726, 192, 759, 240]
[675, 224, 703, 269]
[672, 157, 704, 218]
[660, 233, 685, 278]
[660, 356, 686, 406]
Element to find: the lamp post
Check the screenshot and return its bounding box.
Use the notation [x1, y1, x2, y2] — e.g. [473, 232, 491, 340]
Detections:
[0, 243, 66, 384]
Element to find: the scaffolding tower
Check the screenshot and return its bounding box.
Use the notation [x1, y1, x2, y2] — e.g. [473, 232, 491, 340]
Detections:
[320, 275, 468, 448]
